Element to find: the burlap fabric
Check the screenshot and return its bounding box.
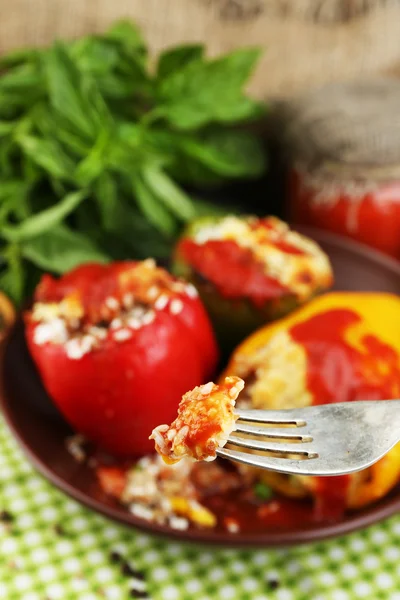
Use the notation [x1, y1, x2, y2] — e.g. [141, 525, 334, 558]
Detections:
[1, 0, 400, 99]
[274, 78, 400, 180]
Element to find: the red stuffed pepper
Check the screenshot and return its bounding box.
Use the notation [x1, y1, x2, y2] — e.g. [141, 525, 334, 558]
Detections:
[25, 260, 219, 456]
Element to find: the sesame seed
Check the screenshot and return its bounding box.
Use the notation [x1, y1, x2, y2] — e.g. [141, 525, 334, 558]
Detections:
[129, 504, 155, 521]
[142, 311, 155, 326]
[0, 511, 13, 523]
[200, 382, 214, 395]
[169, 516, 189, 530]
[172, 282, 186, 293]
[123, 293, 134, 309]
[167, 428, 177, 441]
[147, 286, 159, 300]
[154, 295, 169, 311]
[143, 258, 156, 269]
[110, 318, 123, 330]
[170, 299, 183, 315]
[105, 297, 119, 311]
[88, 327, 107, 340]
[65, 434, 87, 462]
[128, 318, 141, 330]
[109, 550, 123, 564]
[131, 306, 146, 318]
[130, 590, 149, 598]
[113, 329, 133, 342]
[81, 335, 96, 354]
[69, 318, 80, 330]
[65, 336, 95, 360]
[34, 319, 68, 345]
[65, 339, 86, 360]
[267, 579, 280, 591]
[226, 519, 240, 534]
[53, 524, 65, 536]
[185, 284, 198, 298]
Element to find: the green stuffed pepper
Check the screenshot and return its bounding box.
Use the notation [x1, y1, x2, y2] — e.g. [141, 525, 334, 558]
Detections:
[173, 215, 333, 355]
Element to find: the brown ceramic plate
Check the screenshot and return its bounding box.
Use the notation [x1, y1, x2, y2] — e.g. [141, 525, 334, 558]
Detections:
[1, 227, 400, 547]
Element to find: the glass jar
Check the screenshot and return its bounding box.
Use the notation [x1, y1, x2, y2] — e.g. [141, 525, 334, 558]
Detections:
[289, 164, 400, 259]
[279, 79, 400, 260]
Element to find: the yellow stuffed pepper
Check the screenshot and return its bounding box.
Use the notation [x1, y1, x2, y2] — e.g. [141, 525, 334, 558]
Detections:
[223, 292, 400, 518]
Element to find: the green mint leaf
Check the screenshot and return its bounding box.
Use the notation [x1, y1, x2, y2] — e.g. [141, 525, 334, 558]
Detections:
[17, 135, 75, 181]
[141, 165, 196, 221]
[3, 190, 87, 242]
[157, 44, 204, 80]
[158, 47, 262, 129]
[0, 47, 39, 69]
[21, 224, 109, 274]
[133, 175, 177, 236]
[213, 96, 265, 124]
[94, 172, 120, 231]
[106, 20, 147, 54]
[192, 197, 235, 218]
[74, 130, 110, 186]
[0, 245, 24, 304]
[0, 121, 16, 137]
[254, 482, 273, 501]
[181, 130, 266, 178]
[0, 63, 44, 117]
[72, 37, 120, 76]
[45, 43, 110, 140]
[0, 180, 31, 224]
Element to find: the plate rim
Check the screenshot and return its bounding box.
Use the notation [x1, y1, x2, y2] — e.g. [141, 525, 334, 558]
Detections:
[1, 226, 400, 548]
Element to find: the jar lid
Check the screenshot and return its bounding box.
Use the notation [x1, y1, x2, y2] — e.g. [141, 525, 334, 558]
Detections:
[277, 78, 400, 178]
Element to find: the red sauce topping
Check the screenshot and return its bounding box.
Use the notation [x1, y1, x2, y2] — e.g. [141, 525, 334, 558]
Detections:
[289, 308, 400, 517]
[272, 240, 306, 255]
[179, 239, 288, 306]
[204, 493, 319, 532]
[251, 218, 308, 255]
[289, 309, 400, 404]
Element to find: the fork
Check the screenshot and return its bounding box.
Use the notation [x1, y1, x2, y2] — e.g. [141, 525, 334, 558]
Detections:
[216, 401, 400, 476]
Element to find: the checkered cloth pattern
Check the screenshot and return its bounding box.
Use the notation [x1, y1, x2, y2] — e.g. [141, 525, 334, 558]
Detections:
[1, 415, 400, 600]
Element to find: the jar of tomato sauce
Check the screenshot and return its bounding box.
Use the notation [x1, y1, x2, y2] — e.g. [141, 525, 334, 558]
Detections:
[283, 80, 400, 260]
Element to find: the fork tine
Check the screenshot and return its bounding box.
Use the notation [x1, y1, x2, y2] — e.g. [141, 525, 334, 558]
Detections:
[216, 448, 319, 473]
[236, 408, 306, 426]
[234, 423, 312, 439]
[227, 435, 315, 456]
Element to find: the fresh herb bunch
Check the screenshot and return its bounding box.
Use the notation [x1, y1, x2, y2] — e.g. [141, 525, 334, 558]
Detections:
[0, 20, 266, 304]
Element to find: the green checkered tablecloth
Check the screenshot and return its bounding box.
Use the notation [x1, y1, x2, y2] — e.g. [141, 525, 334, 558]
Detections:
[1, 415, 400, 600]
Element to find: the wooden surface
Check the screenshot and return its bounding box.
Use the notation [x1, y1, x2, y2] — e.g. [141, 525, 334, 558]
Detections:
[1, 0, 400, 98]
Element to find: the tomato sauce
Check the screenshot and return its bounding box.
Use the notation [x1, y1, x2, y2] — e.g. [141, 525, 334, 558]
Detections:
[179, 239, 289, 305]
[289, 308, 400, 516]
[290, 309, 400, 404]
[203, 493, 320, 532]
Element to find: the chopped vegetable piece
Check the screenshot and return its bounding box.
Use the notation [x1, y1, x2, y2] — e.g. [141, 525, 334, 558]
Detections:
[254, 482, 273, 501]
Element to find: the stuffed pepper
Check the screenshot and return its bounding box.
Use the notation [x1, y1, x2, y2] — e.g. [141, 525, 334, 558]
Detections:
[174, 215, 333, 352]
[222, 292, 400, 519]
[0, 291, 15, 343]
[25, 260, 219, 456]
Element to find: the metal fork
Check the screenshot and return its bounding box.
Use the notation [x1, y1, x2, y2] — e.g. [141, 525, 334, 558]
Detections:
[216, 401, 400, 476]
